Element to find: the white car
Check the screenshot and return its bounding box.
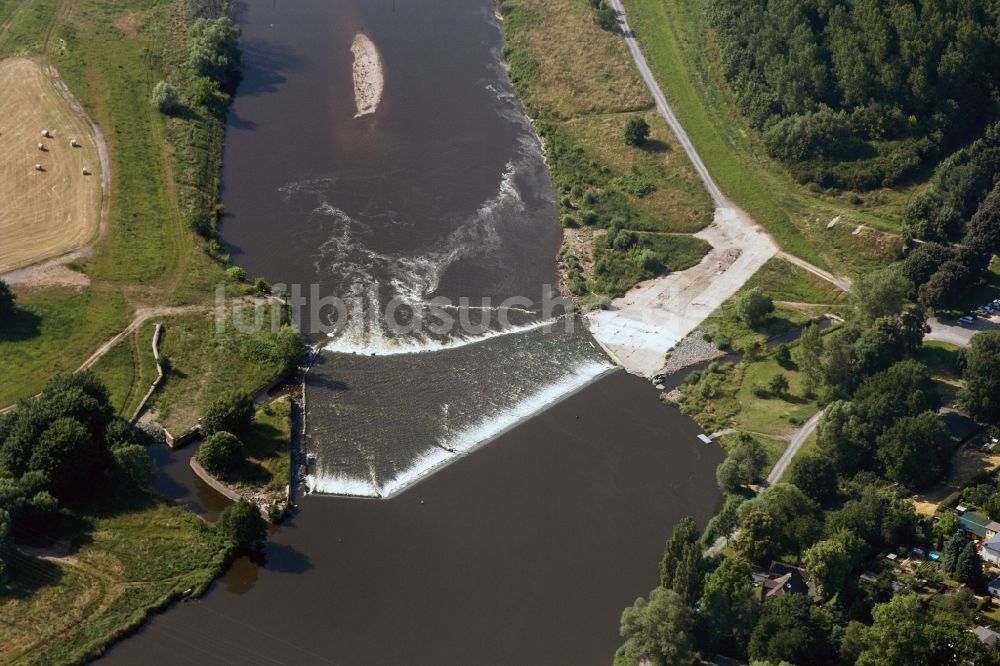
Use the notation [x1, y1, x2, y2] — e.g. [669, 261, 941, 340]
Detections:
[961, 315, 976, 324]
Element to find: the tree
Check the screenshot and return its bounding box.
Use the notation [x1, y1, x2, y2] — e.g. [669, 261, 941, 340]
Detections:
[150, 81, 180, 114]
[932, 512, 959, 551]
[732, 510, 778, 565]
[699, 557, 758, 658]
[735, 287, 774, 329]
[953, 540, 983, 585]
[30, 417, 102, 501]
[217, 499, 267, 551]
[0, 279, 16, 321]
[789, 454, 838, 505]
[624, 117, 650, 147]
[803, 537, 853, 599]
[200, 393, 254, 436]
[738, 483, 822, 556]
[856, 595, 981, 666]
[850, 269, 913, 323]
[658, 516, 698, 587]
[0, 508, 10, 583]
[112, 444, 153, 488]
[941, 530, 967, 575]
[960, 331, 1000, 425]
[619, 587, 692, 665]
[197, 431, 244, 476]
[716, 434, 768, 492]
[875, 412, 952, 490]
[749, 594, 827, 665]
[767, 373, 790, 397]
[592, 0, 617, 31]
[795, 322, 824, 395]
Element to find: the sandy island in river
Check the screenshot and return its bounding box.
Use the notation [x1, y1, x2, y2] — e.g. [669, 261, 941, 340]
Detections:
[351, 33, 383, 117]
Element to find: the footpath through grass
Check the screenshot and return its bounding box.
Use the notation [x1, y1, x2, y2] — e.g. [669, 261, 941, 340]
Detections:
[621, 0, 907, 275]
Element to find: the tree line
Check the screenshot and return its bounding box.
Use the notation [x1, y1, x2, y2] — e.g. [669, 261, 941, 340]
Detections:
[709, 0, 1000, 191]
[0, 373, 267, 585]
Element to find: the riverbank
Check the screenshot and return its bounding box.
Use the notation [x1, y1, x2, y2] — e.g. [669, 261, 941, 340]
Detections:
[351, 32, 383, 117]
[498, 0, 714, 306]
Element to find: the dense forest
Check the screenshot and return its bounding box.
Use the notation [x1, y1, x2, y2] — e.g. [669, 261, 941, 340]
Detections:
[709, 0, 1000, 195]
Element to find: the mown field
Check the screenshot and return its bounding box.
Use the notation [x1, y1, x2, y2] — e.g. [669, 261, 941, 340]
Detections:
[621, 0, 908, 275]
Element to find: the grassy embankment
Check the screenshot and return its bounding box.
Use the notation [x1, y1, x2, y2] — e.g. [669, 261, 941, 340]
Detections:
[0, 0, 266, 410]
[0, 489, 230, 665]
[621, 0, 907, 275]
[500, 0, 714, 301]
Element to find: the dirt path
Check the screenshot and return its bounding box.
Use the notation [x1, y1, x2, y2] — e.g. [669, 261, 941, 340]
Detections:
[585, 1, 850, 378]
[0, 306, 207, 414]
[76, 305, 207, 371]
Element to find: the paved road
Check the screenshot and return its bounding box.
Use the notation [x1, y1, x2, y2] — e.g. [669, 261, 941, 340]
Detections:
[703, 409, 823, 556]
[606, 0, 726, 207]
[926, 315, 998, 347]
[767, 409, 822, 484]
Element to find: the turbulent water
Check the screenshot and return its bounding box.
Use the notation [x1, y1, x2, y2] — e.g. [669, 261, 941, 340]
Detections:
[217, 0, 612, 497]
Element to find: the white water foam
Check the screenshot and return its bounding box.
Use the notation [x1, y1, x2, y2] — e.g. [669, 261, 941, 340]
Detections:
[440, 358, 614, 455]
[306, 358, 615, 498]
[306, 470, 382, 498]
[324, 317, 565, 356]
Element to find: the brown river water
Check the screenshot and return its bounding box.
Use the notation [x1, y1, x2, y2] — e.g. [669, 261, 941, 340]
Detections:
[99, 0, 723, 661]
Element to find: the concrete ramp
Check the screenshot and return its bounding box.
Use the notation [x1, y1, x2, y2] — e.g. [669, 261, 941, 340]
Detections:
[587, 206, 777, 376]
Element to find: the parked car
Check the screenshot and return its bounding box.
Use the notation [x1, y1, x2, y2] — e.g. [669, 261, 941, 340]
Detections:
[961, 315, 976, 324]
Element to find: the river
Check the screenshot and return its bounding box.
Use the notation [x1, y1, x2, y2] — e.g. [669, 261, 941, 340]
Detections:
[101, 0, 723, 661]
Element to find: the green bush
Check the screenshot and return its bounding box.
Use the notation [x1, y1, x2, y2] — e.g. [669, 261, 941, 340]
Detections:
[624, 117, 650, 147]
[197, 431, 244, 476]
[150, 81, 180, 114]
[217, 499, 267, 551]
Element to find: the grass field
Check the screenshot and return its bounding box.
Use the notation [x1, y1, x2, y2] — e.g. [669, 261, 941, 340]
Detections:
[0, 286, 128, 406]
[0, 491, 229, 665]
[621, 0, 908, 275]
[0, 0, 234, 408]
[150, 309, 290, 433]
[679, 355, 820, 437]
[90, 321, 158, 418]
[0, 57, 102, 273]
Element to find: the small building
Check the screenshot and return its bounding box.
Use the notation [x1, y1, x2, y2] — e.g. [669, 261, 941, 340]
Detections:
[34, 163, 43, 171]
[972, 625, 1000, 648]
[859, 571, 879, 584]
[982, 534, 1000, 565]
[752, 562, 820, 602]
[989, 576, 1000, 599]
[69, 138, 79, 147]
[940, 408, 982, 444]
[959, 512, 1000, 540]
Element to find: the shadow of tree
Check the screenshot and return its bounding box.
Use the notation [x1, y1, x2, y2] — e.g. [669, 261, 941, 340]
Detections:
[0, 307, 41, 342]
